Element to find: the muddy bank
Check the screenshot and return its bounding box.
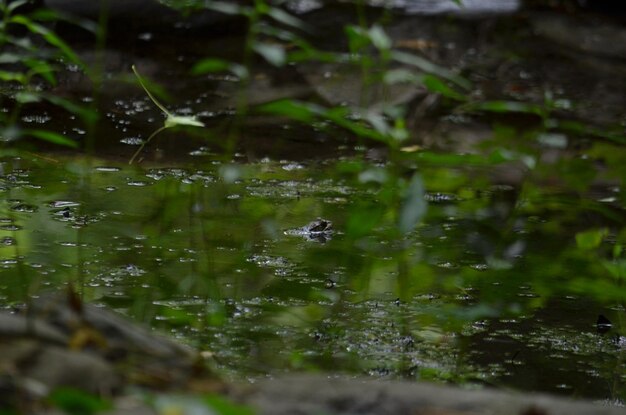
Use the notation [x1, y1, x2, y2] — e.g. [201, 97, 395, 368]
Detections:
[1, 295, 623, 414]
[233, 374, 625, 415]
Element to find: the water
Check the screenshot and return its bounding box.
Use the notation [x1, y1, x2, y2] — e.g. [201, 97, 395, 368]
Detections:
[0, 148, 624, 403]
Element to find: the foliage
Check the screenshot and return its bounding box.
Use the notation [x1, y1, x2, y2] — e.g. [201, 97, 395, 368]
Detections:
[47, 388, 112, 415]
[0, 1, 95, 148]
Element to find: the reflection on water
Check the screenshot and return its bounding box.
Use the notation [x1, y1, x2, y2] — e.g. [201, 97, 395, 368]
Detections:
[0, 150, 624, 403]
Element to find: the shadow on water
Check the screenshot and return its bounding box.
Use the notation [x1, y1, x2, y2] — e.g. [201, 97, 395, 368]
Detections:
[2, 0, 626, 406]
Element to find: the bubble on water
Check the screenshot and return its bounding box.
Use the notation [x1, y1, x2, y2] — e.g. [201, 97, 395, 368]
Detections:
[0, 237, 15, 246]
[127, 180, 151, 187]
[11, 203, 37, 213]
[120, 136, 143, 145]
[95, 166, 121, 172]
[48, 200, 79, 208]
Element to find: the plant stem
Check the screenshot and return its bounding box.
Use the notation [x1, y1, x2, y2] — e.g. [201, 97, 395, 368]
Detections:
[129, 125, 169, 164]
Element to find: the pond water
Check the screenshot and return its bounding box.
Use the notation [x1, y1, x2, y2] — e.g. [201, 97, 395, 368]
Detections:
[3, 0, 626, 408]
[0, 140, 624, 403]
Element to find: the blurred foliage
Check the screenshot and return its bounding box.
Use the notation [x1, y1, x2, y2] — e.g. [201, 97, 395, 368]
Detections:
[0, 1, 97, 149]
[48, 388, 112, 415]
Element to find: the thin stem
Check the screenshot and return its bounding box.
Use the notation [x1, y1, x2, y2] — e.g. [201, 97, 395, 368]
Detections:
[129, 125, 169, 164]
[131, 65, 172, 116]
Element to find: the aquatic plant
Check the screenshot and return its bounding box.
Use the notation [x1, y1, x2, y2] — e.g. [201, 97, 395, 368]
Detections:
[128, 65, 205, 164]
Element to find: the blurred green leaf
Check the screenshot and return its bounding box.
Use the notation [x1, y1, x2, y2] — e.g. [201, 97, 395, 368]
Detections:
[603, 259, 626, 281]
[24, 58, 57, 84]
[256, 99, 320, 122]
[463, 100, 546, 117]
[575, 228, 608, 250]
[10, 15, 82, 67]
[203, 394, 255, 415]
[0, 53, 21, 64]
[267, 7, 310, 31]
[48, 388, 112, 415]
[191, 59, 248, 79]
[346, 203, 385, 239]
[0, 70, 25, 83]
[414, 151, 494, 166]
[556, 119, 626, 145]
[399, 173, 427, 234]
[253, 42, 286, 67]
[7, 0, 28, 13]
[421, 74, 466, 101]
[30, 8, 98, 33]
[15, 91, 40, 103]
[42, 94, 98, 124]
[383, 68, 419, 85]
[392, 51, 471, 90]
[191, 58, 232, 73]
[369, 24, 392, 51]
[202, 1, 246, 15]
[345, 25, 371, 53]
[25, 129, 78, 148]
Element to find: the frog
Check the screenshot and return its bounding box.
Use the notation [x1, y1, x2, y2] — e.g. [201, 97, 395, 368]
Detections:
[303, 218, 333, 234]
[284, 218, 333, 242]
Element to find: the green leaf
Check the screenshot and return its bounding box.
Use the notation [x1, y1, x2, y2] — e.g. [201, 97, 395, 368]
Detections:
[191, 58, 233, 74]
[383, 68, 419, 85]
[392, 51, 471, 90]
[10, 15, 82, 67]
[369, 24, 391, 51]
[346, 203, 385, 239]
[203, 394, 255, 415]
[24, 58, 57, 85]
[25, 129, 78, 148]
[575, 228, 608, 250]
[253, 42, 286, 67]
[15, 92, 40, 103]
[132, 64, 171, 116]
[267, 7, 310, 31]
[165, 115, 205, 128]
[0, 70, 25, 83]
[41, 94, 98, 124]
[202, 1, 246, 15]
[256, 99, 320, 122]
[48, 388, 112, 415]
[0, 53, 21, 64]
[463, 100, 546, 117]
[30, 8, 98, 33]
[421, 74, 466, 101]
[603, 259, 626, 281]
[191, 58, 253, 79]
[399, 173, 427, 234]
[345, 25, 371, 52]
[7, 0, 28, 13]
